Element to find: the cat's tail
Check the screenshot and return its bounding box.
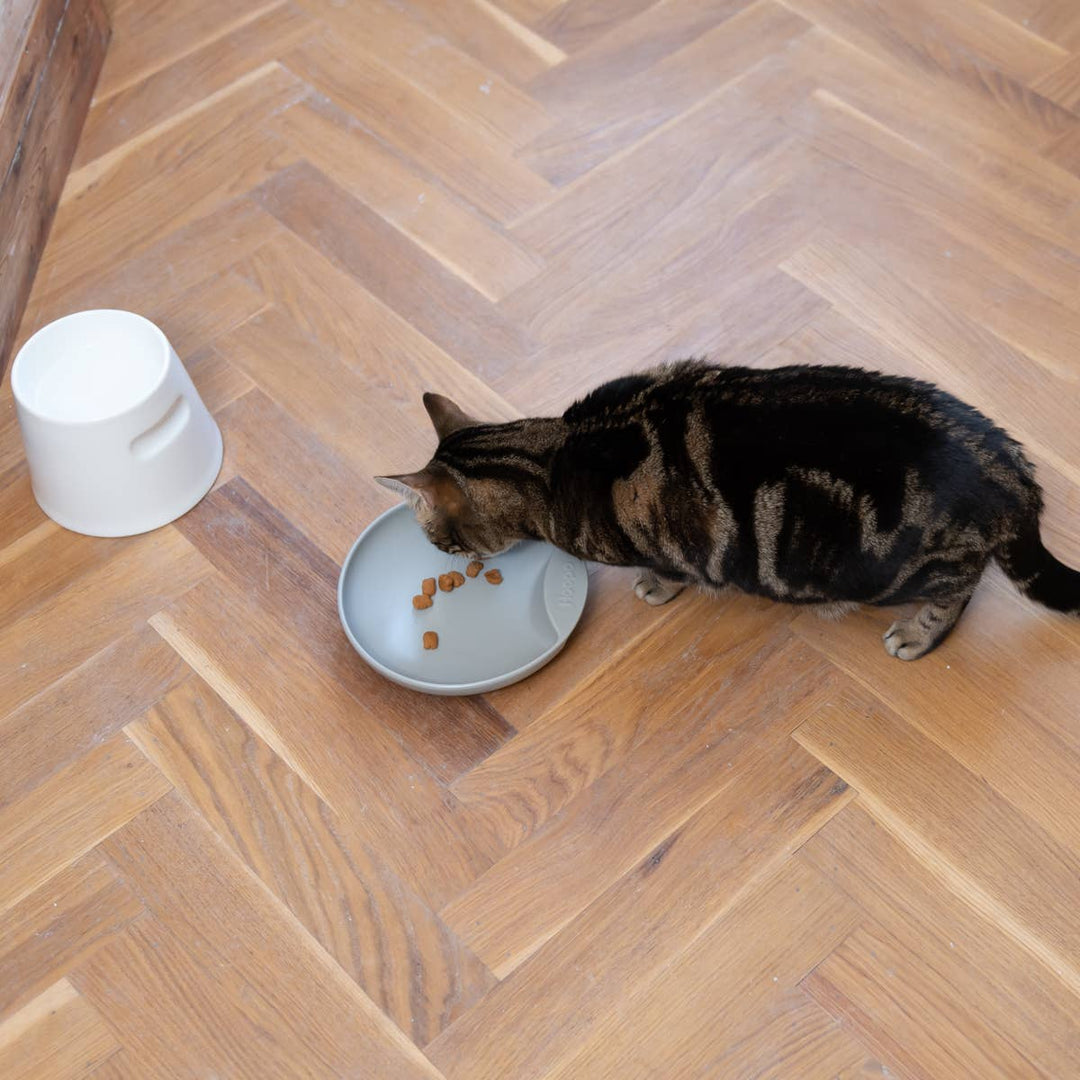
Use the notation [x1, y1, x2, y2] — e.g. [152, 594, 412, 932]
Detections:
[997, 513, 1080, 614]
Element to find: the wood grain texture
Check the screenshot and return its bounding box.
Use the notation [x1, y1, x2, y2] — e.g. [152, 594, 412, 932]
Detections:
[174, 477, 514, 785]
[151, 572, 501, 910]
[0, 527, 210, 715]
[804, 921, 1048, 1080]
[0, 0, 109, 376]
[542, 858, 863, 1080]
[4, 0, 1080, 1074]
[126, 676, 494, 1046]
[0, 853, 141, 1017]
[450, 595, 795, 846]
[794, 686, 1080, 997]
[0, 735, 170, 915]
[0, 979, 118, 1080]
[428, 741, 851, 1080]
[0, 627, 187, 809]
[801, 804, 1080, 1080]
[82, 794, 446, 1080]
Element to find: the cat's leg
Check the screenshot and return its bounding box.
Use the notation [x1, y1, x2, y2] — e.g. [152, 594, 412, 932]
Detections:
[633, 569, 686, 606]
[882, 587, 974, 660]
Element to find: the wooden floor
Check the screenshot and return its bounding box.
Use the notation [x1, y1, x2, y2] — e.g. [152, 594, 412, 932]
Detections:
[3, 0, 1080, 1076]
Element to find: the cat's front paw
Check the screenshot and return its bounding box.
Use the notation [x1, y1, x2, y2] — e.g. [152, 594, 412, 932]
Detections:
[882, 617, 934, 661]
[633, 570, 685, 606]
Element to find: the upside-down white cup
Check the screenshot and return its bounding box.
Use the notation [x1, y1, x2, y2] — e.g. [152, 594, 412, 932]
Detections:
[11, 310, 223, 537]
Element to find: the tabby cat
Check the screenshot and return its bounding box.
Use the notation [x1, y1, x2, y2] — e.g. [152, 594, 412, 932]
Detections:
[377, 362, 1080, 660]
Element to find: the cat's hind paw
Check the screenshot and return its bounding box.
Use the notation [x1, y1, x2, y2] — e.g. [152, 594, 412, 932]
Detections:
[633, 570, 685, 606]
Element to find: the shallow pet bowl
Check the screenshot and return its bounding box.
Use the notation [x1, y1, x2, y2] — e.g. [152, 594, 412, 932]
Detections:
[338, 503, 589, 695]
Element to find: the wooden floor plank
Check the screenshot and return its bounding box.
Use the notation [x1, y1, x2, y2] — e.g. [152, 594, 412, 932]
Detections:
[427, 740, 851, 1080]
[40, 65, 302, 300]
[213, 388, 383, 563]
[151, 573, 500, 910]
[94, 0, 286, 101]
[127, 676, 494, 1046]
[790, 576, 1080, 851]
[0, 464, 46, 549]
[0, 528, 211, 717]
[782, 0, 1069, 117]
[19, 197, 280, 343]
[270, 96, 545, 302]
[74, 3, 316, 168]
[0, 979, 118, 1080]
[804, 921, 1050, 1079]
[228, 232, 520, 441]
[784, 77, 1080, 308]
[0, 626, 188, 810]
[444, 634, 833, 977]
[481, 563, 683, 729]
[801, 803, 1080, 1080]
[0, 735, 170, 916]
[529, 0, 757, 109]
[1033, 52, 1080, 112]
[793, 685, 1080, 998]
[0, 853, 142, 1017]
[389, 0, 566, 85]
[541, 858, 863, 1080]
[283, 34, 551, 224]
[174, 476, 514, 786]
[82, 794, 446, 1080]
[253, 163, 533, 383]
[296, 0, 554, 149]
[448, 592, 785, 847]
[522, 1, 809, 186]
[508, 174, 827, 408]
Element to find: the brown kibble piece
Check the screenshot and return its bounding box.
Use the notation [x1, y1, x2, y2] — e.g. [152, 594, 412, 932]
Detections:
[423, 631, 438, 650]
[466, 560, 484, 578]
[438, 573, 455, 592]
[484, 569, 503, 585]
[421, 577, 436, 597]
[450, 570, 466, 587]
[412, 594, 433, 610]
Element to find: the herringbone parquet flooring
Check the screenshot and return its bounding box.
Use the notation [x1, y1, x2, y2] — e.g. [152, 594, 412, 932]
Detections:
[3, 1, 1080, 1076]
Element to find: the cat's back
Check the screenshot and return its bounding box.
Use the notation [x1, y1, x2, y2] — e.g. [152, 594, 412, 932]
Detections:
[566, 360, 1008, 449]
[560, 360, 1031, 511]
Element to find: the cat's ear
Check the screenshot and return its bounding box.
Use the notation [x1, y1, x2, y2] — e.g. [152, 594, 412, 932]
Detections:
[375, 469, 465, 512]
[423, 392, 478, 441]
[375, 472, 435, 509]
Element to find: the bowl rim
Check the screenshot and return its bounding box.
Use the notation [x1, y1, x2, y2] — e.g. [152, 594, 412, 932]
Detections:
[12, 309, 172, 427]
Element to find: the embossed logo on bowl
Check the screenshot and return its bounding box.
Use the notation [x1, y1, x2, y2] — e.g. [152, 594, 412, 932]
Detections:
[558, 560, 578, 606]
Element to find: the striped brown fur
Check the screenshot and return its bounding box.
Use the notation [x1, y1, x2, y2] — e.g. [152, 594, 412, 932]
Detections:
[378, 362, 1080, 659]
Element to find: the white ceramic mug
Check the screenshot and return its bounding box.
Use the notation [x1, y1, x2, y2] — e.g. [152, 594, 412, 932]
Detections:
[11, 310, 223, 537]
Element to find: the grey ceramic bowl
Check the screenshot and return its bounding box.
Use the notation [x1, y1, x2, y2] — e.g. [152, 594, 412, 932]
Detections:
[338, 503, 589, 695]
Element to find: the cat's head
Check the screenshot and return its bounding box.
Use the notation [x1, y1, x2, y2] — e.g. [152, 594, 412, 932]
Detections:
[375, 393, 524, 559]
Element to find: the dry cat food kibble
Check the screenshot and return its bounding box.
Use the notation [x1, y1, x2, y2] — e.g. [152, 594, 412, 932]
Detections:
[414, 565, 504, 651]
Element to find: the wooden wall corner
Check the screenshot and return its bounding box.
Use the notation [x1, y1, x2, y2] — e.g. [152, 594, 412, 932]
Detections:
[0, 0, 111, 384]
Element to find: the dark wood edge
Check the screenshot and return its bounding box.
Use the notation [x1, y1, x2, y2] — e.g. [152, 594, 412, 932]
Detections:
[0, 0, 111, 384]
